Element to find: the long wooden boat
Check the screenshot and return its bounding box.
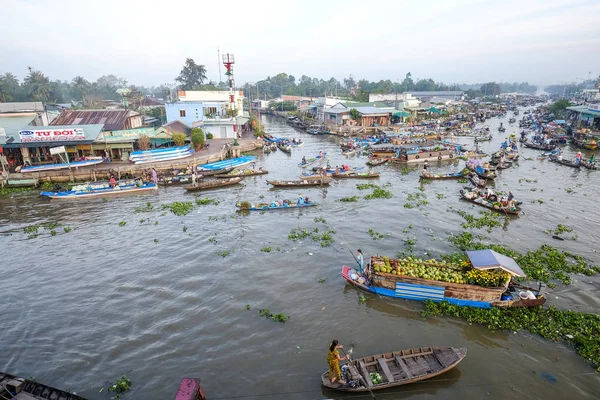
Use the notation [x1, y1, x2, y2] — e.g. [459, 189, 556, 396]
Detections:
[41, 182, 157, 199]
[333, 171, 380, 179]
[549, 158, 580, 169]
[158, 174, 193, 186]
[419, 170, 466, 180]
[199, 167, 234, 177]
[523, 141, 555, 151]
[343, 257, 544, 308]
[267, 178, 331, 188]
[21, 159, 104, 173]
[460, 190, 520, 215]
[236, 201, 317, 210]
[474, 135, 492, 142]
[321, 344, 467, 392]
[0, 371, 86, 400]
[581, 160, 597, 170]
[298, 158, 317, 168]
[198, 156, 257, 171]
[215, 168, 268, 177]
[184, 177, 242, 191]
[465, 164, 496, 180]
[278, 143, 292, 153]
[366, 158, 389, 166]
[467, 174, 487, 188]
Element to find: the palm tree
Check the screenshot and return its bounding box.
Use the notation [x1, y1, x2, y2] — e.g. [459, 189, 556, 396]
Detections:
[1, 72, 22, 102]
[72, 76, 91, 106]
[24, 68, 50, 102]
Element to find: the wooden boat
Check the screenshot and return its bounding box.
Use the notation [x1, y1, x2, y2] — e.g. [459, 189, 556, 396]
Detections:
[333, 171, 380, 179]
[419, 170, 467, 180]
[508, 118, 516, 123]
[278, 143, 292, 153]
[460, 190, 520, 215]
[198, 156, 257, 171]
[267, 178, 331, 188]
[199, 167, 234, 176]
[215, 168, 268, 177]
[21, 158, 104, 173]
[291, 141, 304, 147]
[174, 378, 206, 400]
[342, 149, 356, 156]
[366, 158, 389, 166]
[523, 141, 555, 151]
[184, 177, 242, 191]
[158, 174, 193, 186]
[498, 126, 506, 132]
[5, 177, 39, 187]
[298, 158, 317, 168]
[236, 201, 317, 211]
[0, 371, 86, 400]
[549, 157, 580, 168]
[321, 344, 467, 392]
[41, 182, 157, 199]
[465, 164, 496, 179]
[342, 253, 545, 308]
[474, 135, 492, 142]
[581, 160, 597, 170]
[467, 173, 486, 188]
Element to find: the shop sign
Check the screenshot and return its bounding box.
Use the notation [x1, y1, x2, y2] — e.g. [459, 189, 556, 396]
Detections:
[101, 127, 155, 142]
[19, 128, 86, 143]
[49, 146, 66, 155]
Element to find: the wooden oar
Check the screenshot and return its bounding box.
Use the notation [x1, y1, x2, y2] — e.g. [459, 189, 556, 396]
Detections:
[340, 347, 378, 400]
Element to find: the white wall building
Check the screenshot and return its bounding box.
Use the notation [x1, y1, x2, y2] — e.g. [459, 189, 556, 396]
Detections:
[177, 90, 245, 116]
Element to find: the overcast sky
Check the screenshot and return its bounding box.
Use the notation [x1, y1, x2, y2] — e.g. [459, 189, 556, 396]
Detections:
[2, 0, 599, 87]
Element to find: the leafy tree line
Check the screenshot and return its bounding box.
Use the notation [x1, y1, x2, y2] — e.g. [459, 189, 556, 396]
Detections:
[460, 81, 537, 94]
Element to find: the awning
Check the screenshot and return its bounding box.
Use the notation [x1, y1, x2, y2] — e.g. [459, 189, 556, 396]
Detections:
[429, 107, 443, 115]
[466, 249, 526, 277]
[236, 116, 250, 125]
[393, 111, 411, 118]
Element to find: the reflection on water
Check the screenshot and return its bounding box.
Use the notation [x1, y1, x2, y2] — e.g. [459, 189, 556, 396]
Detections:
[0, 112, 599, 399]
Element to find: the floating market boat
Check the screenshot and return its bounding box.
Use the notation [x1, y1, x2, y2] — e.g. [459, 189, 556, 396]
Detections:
[291, 141, 304, 147]
[298, 158, 317, 168]
[342, 149, 356, 156]
[333, 171, 380, 179]
[342, 250, 545, 308]
[267, 179, 331, 188]
[508, 118, 516, 123]
[523, 142, 555, 151]
[278, 143, 292, 153]
[129, 146, 193, 164]
[0, 371, 86, 400]
[320, 346, 467, 392]
[465, 163, 496, 180]
[571, 133, 598, 150]
[21, 159, 104, 173]
[581, 160, 597, 170]
[549, 158, 580, 169]
[474, 135, 492, 142]
[215, 168, 268, 177]
[184, 177, 242, 191]
[392, 146, 455, 163]
[200, 167, 234, 176]
[460, 190, 520, 215]
[419, 170, 467, 180]
[498, 126, 506, 132]
[198, 156, 257, 171]
[467, 173, 487, 188]
[158, 174, 193, 186]
[236, 200, 317, 211]
[306, 125, 322, 135]
[41, 182, 157, 199]
[366, 158, 389, 166]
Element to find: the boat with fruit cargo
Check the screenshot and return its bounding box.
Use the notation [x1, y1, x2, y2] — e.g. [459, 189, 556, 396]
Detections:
[278, 142, 292, 153]
[215, 168, 268, 177]
[571, 131, 598, 150]
[460, 190, 520, 215]
[342, 251, 546, 308]
[467, 173, 487, 188]
[320, 346, 467, 392]
[0, 371, 86, 400]
[419, 169, 468, 180]
[333, 171, 380, 179]
[236, 200, 317, 211]
[267, 178, 331, 188]
[184, 177, 242, 191]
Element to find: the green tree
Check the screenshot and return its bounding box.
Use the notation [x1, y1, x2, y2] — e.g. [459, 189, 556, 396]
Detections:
[190, 127, 205, 150]
[172, 132, 187, 146]
[24, 68, 50, 102]
[480, 82, 501, 96]
[176, 58, 207, 90]
[548, 100, 572, 118]
[349, 108, 361, 122]
[0, 73, 23, 102]
[72, 76, 91, 105]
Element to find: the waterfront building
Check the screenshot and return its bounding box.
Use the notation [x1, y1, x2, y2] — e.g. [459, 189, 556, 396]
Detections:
[566, 103, 600, 130]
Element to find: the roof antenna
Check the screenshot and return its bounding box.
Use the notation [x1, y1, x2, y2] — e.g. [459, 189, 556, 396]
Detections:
[218, 47, 222, 83]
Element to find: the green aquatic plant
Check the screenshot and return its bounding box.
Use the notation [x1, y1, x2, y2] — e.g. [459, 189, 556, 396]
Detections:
[50, 230, 57, 236]
[163, 201, 194, 216]
[63, 227, 72, 233]
[259, 308, 289, 323]
[457, 178, 468, 183]
[338, 196, 359, 202]
[364, 187, 393, 200]
[356, 183, 379, 190]
[423, 301, 600, 371]
[261, 247, 272, 253]
[195, 197, 220, 206]
[455, 210, 503, 233]
[134, 202, 154, 213]
[399, 167, 411, 175]
[108, 375, 131, 399]
[119, 221, 126, 227]
[436, 193, 446, 200]
[216, 250, 232, 257]
[368, 228, 385, 240]
[314, 216, 327, 224]
[288, 228, 311, 241]
[554, 224, 573, 235]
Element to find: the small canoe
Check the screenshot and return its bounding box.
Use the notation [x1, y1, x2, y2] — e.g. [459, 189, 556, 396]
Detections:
[366, 158, 389, 166]
[321, 345, 467, 392]
[333, 172, 380, 179]
[299, 158, 317, 168]
[215, 168, 268, 177]
[460, 190, 520, 215]
[467, 173, 487, 188]
[184, 177, 242, 191]
[278, 144, 292, 154]
[267, 179, 331, 188]
[21, 159, 104, 173]
[523, 142, 555, 151]
[41, 182, 157, 199]
[199, 167, 234, 177]
[158, 174, 193, 186]
[549, 158, 580, 169]
[198, 156, 257, 171]
[581, 160, 597, 170]
[291, 142, 304, 147]
[419, 170, 466, 180]
[236, 201, 317, 211]
[474, 135, 492, 142]
[343, 150, 356, 156]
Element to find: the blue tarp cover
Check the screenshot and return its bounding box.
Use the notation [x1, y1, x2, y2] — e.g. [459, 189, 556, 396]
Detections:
[466, 249, 526, 277]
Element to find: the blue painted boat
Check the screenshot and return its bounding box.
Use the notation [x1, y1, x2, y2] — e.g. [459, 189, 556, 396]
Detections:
[21, 159, 104, 173]
[342, 251, 546, 308]
[198, 156, 257, 171]
[41, 182, 158, 199]
[130, 146, 193, 164]
[236, 201, 317, 211]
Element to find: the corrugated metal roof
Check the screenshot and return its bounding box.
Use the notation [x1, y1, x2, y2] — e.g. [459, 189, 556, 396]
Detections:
[161, 120, 191, 136]
[0, 102, 45, 113]
[50, 109, 134, 131]
[355, 107, 391, 115]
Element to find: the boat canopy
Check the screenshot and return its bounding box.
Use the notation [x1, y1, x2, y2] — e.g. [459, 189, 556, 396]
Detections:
[466, 249, 526, 277]
[429, 107, 443, 115]
[393, 111, 411, 118]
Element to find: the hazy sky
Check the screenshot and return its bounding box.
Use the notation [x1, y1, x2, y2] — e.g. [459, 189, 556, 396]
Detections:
[2, 0, 599, 87]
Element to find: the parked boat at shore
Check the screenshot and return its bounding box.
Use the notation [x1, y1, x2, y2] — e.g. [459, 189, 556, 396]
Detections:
[41, 181, 157, 199]
[321, 345, 467, 392]
[21, 158, 104, 173]
[129, 146, 194, 164]
[184, 177, 242, 191]
[198, 156, 257, 171]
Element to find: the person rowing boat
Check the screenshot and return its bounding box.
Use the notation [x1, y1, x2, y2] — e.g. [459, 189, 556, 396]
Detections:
[327, 340, 350, 385]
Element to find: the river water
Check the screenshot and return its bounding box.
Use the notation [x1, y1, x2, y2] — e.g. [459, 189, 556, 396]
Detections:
[1, 112, 599, 400]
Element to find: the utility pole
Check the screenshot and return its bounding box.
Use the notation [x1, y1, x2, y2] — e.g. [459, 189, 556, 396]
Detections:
[217, 47, 222, 83]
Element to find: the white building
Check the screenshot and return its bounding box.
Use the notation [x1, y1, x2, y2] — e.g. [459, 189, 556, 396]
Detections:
[177, 90, 244, 116]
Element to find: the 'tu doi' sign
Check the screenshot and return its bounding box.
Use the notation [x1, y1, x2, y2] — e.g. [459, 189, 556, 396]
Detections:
[18, 128, 87, 143]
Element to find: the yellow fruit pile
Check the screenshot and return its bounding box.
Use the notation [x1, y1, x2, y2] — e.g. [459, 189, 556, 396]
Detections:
[465, 269, 511, 287]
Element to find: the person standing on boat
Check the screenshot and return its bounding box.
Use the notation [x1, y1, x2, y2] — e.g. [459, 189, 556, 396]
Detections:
[327, 340, 349, 385]
[575, 152, 582, 165]
[302, 156, 307, 165]
[151, 168, 158, 185]
[357, 249, 364, 274]
[191, 170, 198, 187]
[109, 175, 116, 188]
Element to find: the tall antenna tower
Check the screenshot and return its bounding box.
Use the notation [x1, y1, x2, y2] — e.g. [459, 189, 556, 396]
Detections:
[222, 53, 236, 132]
[217, 48, 222, 83]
